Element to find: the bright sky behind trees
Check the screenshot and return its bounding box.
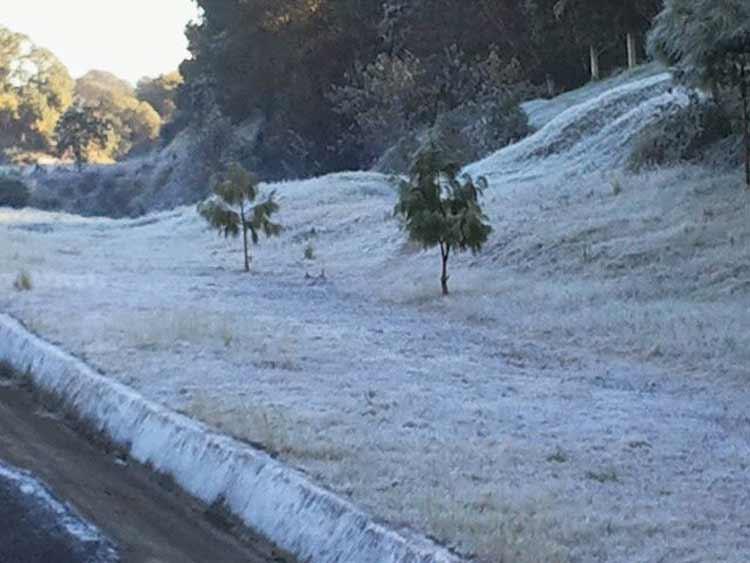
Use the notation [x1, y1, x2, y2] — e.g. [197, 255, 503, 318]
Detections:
[0, 0, 200, 84]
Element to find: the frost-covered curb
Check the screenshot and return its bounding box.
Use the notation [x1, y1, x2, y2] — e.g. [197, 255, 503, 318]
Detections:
[0, 313, 462, 563]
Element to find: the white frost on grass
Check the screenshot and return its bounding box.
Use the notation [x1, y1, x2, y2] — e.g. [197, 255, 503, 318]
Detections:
[521, 63, 667, 130]
[467, 71, 688, 189]
[0, 315, 461, 563]
[2, 67, 750, 562]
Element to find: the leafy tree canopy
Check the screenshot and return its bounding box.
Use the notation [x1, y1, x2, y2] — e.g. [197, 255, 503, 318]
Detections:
[181, 1, 663, 178]
[136, 71, 183, 122]
[648, 0, 750, 90]
[55, 105, 111, 170]
[0, 25, 74, 156]
[74, 70, 161, 160]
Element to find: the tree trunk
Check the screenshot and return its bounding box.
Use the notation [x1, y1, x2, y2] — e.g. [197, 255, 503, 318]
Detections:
[710, 80, 722, 105]
[589, 45, 600, 81]
[545, 73, 556, 98]
[626, 32, 637, 70]
[240, 201, 250, 272]
[741, 56, 750, 190]
[440, 243, 450, 296]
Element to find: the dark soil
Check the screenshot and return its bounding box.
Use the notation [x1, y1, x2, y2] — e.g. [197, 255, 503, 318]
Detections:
[0, 369, 294, 563]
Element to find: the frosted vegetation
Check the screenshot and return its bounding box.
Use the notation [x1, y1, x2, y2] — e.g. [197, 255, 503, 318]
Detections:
[2, 67, 750, 562]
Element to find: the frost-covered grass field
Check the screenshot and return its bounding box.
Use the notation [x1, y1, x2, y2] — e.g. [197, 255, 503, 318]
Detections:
[2, 67, 750, 562]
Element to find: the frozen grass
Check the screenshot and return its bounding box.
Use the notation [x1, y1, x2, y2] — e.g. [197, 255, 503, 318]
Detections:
[417, 492, 572, 563]
[2, 69, 750, 562]
[522, 63, 666, 130]
[122, 310, 237, 351]
[186, 394, 349, 464]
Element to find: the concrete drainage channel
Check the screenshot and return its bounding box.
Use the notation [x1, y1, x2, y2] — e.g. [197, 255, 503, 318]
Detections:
[0, 313, 463, 563]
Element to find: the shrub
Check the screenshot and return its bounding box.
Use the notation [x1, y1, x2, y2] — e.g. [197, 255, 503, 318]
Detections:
[374, 133, 422, 175]
[394, 143, 492, 295]
[429, 112, 480, 169]
[330, 52, 427, 163]
[627, 98, 732, 172]
[13, 271, 32, 291]
[461, 96, 531, 158]
[610, 175, 624, 196]
[0, 176, 30, 208]
[34, 196, 61, 211]
[332, 46, 532, 169]
[99, 179, 139, 218]
[304, 243, 316, 261]
[375, 96, 531, 176]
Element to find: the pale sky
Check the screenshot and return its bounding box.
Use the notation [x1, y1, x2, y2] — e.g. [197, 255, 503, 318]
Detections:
[1, 0, 202, 84]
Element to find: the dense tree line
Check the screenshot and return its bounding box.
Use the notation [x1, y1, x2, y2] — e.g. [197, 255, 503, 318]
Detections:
[0, 25, 182, 166]
[0, 26, 74, 157]
[179, 0, 662, 178]
[180, 0, 384, 177]
[74, 70, 161, 160]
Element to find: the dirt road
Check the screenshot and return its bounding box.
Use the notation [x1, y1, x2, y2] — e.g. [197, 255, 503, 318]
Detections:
[0, 368, 293, 563]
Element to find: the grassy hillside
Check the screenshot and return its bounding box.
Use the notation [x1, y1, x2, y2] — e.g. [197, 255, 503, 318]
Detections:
[2, 66, 749, 562]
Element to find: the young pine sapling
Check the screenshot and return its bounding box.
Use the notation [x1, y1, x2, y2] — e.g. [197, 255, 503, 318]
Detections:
[198, 163, 281, 272]
[395, 143, 492, 295]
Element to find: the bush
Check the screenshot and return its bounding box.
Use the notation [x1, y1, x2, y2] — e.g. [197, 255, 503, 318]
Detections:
[99, 178, 140, 218]
[376, 97, 531, 175]
[304, 243, 316, 261]
[374, 133, 422, 175]
[429, 112, 480, 169]
[332, 46, 532, 169]
[330, 52, 427, 164]
[0, 176, 30, 208]
[13, 271, 32, 291]
[461, 96, 531, 158]
[627, 98, 732, 172]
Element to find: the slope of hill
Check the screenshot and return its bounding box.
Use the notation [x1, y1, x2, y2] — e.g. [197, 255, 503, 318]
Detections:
[2, 67, 749, 562]
[12, 115, 263, 218]
[469, 65, 683, 184]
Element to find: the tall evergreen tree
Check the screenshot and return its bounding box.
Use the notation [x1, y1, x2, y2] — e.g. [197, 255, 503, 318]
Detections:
[649, 0, 750, 188]
[553, 0, 660, 80]
[181, 0, 383, 176]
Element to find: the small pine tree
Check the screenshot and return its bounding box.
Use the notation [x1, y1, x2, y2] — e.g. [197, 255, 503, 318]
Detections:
[198, 163, 281, 272]
[55, 105, 110, 170]
[395, 143, 492, 295]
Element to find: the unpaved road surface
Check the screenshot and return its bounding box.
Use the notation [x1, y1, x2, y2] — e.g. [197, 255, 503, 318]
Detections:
[0, 462, 116, 563]
[0, 371, 293, 563]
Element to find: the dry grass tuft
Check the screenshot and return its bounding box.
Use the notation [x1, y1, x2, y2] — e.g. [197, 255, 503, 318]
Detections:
[13, 270, 32, 291]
